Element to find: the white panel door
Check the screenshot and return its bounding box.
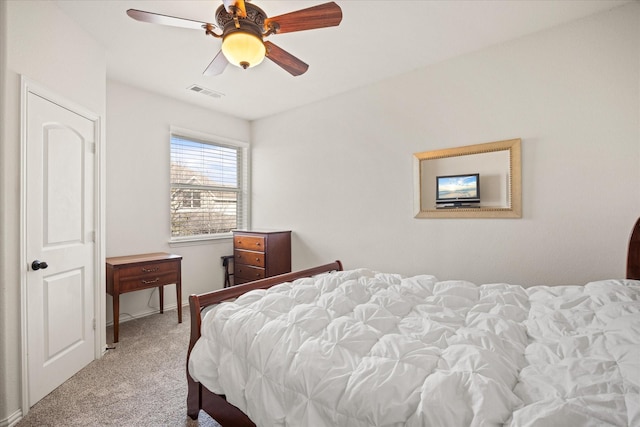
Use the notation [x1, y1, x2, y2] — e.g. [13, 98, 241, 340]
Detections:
[25, 90, 96, 406]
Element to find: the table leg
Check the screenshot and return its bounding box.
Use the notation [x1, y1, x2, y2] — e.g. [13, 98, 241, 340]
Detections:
[176, 279, 182, 323]
[113, 294, 119, 343]
[176, 261, 182, 323]
[159, 285, 164, 314]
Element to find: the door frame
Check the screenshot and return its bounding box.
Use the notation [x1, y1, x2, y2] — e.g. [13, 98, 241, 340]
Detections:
[19, 76, 105, 415]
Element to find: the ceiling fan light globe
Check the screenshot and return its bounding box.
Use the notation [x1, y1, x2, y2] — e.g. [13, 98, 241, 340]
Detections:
[221, 31, 266, 69]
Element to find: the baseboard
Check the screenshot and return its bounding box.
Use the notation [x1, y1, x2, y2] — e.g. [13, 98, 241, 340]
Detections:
[105, 302, 185, 327]
[1, 409, 22, 427]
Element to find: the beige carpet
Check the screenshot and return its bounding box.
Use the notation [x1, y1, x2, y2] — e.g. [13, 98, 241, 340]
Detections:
[16, 309, 222, 427]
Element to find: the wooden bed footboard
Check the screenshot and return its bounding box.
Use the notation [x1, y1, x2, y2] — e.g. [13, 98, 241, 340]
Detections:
[186, 260, 344, 424]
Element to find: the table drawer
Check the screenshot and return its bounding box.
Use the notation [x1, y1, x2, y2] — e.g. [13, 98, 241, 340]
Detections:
[116, 261, 178, 280]
[234, 249, 265, 267]
[234, 235, 266, 251]
[118, 271, 178, 293]
[234, 264, 266, 282]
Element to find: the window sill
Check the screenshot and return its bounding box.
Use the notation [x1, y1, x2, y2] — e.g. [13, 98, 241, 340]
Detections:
[169, 234, 232, 247]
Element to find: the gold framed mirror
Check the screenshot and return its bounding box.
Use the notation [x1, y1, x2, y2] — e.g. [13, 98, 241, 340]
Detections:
[413, 138, 521, 218]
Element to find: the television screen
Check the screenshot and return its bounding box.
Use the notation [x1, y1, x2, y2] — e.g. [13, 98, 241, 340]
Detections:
[436, 173, 480, 203]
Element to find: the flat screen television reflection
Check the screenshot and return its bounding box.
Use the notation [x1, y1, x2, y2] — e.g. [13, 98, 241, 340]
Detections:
[436, 173, 480, 207]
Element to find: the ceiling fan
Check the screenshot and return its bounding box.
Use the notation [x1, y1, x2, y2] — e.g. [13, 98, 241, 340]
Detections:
[127, 0, 343, 76]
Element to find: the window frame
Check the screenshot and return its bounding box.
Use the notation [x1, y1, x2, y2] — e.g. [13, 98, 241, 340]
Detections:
[169, 126, 250, 244]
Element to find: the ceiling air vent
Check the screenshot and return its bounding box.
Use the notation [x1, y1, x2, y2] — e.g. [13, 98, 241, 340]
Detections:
[187, 84, 225, 99]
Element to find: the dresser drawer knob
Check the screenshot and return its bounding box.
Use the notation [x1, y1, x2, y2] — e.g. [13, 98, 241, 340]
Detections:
[142, 267, 159, 273]
[142, 278, 160, 284]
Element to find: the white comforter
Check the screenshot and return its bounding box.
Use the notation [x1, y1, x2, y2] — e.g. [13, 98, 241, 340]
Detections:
[188, 269, 640, 426]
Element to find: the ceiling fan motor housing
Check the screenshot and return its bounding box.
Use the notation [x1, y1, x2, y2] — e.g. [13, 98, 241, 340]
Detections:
[216, 3, 267, 37]
[216, 3, 268, 69]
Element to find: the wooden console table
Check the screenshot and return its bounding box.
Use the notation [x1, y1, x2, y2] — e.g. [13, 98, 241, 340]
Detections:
[106, 252, 182, 342]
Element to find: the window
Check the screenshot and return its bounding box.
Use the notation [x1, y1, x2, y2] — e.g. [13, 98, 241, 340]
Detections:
[180, 190, 201, 208]
[170, 130, 249, 241]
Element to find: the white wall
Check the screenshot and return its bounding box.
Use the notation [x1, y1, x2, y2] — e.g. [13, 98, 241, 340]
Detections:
[0, 1, 107, 423]
[251, 3, 640, 287]
[105, 80, 250, 323]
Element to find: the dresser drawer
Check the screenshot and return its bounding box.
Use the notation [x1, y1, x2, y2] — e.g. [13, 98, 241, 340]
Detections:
[234, 235, 266, 251]
[116, 260, 178, 280]
[234, 264, 266, 282]
[118, 271, 179, 293]
[234, 249, 265, 267]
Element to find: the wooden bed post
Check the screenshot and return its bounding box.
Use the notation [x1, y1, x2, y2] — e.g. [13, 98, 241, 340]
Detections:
[628, 217, 640, 280]
[186, 294, 203, 419]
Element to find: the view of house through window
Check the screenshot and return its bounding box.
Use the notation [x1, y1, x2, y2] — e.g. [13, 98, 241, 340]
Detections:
[170, 133, 247, 240]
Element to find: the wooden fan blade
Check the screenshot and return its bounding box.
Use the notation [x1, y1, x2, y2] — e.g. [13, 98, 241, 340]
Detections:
[126, 9, 215, 31]
[264, 41, 309, 76]
[222, 0, 247, 17]
[264, 2, 342, 34]
[203, 50, 229, 76]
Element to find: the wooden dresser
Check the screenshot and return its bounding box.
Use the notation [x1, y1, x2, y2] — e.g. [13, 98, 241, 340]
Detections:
[233, 230, 291, 285]
[106, 252, 182, 343]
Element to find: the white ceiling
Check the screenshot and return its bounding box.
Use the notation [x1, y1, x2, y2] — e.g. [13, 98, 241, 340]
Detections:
[55, 0, 630, 121]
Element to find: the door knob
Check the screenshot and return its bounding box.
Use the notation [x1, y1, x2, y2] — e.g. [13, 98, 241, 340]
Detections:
[31, 260, 48, 271]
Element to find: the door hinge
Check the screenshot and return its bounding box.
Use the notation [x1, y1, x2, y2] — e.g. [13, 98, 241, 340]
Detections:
[92, 319, 96, 330]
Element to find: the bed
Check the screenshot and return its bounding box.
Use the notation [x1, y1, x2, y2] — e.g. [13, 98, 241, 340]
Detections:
[187, 218, 640, 426]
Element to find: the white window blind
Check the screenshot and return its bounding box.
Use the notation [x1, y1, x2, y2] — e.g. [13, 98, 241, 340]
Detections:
[170, 133, 247, 240]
